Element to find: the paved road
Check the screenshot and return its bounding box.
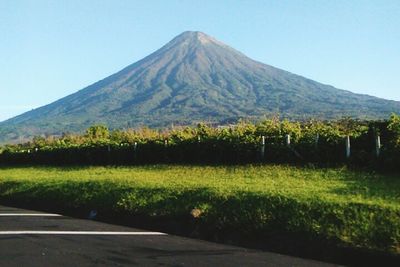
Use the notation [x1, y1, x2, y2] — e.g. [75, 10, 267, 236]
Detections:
[0, 205, 341, 267]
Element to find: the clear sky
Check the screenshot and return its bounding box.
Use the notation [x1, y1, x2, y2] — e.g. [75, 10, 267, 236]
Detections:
[1, 0, 399, 122]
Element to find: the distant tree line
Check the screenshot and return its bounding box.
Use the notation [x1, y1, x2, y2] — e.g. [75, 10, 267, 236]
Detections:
[1, 114, 400, 171]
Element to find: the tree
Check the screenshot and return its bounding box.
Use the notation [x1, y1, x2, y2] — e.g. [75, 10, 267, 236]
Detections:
[388, 113, 400, 147]
[85, 125, 110, 140]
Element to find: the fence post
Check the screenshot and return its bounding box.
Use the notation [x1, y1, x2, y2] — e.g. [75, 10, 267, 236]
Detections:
[345, 135, 351, 159]
[260, 135, 265, 160]
[106, 144, 111, 165]
[375, 135, 381, 157]
[164, 139, 168, 162]
[315, 133, 319, 149]
[285, 134, 291, 147]
[133, 142, 138, 161]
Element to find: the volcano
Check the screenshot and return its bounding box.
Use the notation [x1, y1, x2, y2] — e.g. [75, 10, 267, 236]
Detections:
[1, 31, 400, 143]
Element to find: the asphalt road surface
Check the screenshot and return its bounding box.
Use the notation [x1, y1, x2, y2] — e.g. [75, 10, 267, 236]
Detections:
[0, 205, 341, 267]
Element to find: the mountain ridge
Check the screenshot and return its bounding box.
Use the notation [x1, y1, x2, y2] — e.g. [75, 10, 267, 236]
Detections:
[1, 31, 400, 143]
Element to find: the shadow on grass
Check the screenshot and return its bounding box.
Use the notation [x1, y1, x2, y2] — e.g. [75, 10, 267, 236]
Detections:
[326, 170, 400, 200]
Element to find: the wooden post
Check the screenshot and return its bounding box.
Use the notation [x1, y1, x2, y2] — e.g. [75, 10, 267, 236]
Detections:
[345, 135, 351, 159]
[315, 133, 319, 149]
[375, 135, 381, 157]
[260, 136, 265, 160]
[285, 134, 291, 147]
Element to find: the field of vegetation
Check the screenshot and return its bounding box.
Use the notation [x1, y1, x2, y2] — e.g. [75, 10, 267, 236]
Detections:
[0, 164, 399, 258]
[1, 115, 399, 264]
[1, 114, 400, 172]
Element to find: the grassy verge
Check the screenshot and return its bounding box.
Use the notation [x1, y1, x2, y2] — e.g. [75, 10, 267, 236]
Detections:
[0, 165, 399, 263]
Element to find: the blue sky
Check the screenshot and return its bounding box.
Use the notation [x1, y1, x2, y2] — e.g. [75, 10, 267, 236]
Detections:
[1, 0, 399, 122]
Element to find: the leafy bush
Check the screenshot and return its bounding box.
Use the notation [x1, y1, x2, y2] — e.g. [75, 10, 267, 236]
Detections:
[388, 113, 400, 147]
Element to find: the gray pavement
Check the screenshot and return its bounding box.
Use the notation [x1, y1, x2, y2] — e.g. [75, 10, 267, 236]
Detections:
[0, 205, 341, 267]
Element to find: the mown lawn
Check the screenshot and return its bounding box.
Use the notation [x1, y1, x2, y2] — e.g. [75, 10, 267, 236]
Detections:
[0, 165, 399, 255]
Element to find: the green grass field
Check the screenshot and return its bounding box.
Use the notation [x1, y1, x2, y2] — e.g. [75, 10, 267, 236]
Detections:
[0, 165, 399, 255]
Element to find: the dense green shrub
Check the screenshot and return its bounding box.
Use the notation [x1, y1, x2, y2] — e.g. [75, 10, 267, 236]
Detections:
[388, 113, 400, 147]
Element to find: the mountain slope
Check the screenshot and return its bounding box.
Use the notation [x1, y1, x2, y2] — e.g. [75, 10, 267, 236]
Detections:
[1, 31, 400, 143]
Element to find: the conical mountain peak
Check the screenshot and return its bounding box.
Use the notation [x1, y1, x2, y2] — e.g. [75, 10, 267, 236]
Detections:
[177, 31, 207, 38]
[175, 31, 213, 42]
[166, 31, 229, 49]
[1, 31, 399, 143]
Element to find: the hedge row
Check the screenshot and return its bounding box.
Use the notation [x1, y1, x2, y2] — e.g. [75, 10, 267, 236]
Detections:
[1, 115, 400, 170]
